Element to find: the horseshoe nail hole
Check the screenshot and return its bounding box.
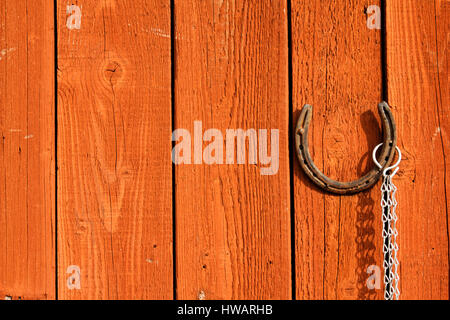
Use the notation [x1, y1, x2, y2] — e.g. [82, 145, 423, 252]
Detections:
[299, 145, 304, 150]
[385, 157, 389, 161]
[389, 142, 393, 146]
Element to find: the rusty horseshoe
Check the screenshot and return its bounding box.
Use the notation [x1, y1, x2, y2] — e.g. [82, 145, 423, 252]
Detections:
[295, 101, 397, 194]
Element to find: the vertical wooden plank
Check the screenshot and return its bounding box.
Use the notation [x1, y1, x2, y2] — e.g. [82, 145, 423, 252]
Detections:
[0, 0, 55, 299]
[174, 0, 291, 299]
[291, 0, 385, 299]
[57, 0, 172, 299]
[386, 0, 449, 300]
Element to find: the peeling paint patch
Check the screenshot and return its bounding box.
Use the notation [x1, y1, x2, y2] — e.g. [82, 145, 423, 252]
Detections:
[9, 129, 22, 133]
[146, 258, 158, 264]
[24, 134, 34, 139]
[432, 127, 441, 140]
[151, 28, 171, 39]
[198, 290, 206, 300]
[0, 48, 16, 61]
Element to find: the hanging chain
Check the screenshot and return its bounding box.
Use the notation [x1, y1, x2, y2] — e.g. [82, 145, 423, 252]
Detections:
[381, 173, 400, 300]
[373, 144, 402, 300]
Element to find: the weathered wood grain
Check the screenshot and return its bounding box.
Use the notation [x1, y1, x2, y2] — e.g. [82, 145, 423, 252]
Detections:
[385, 0, 449, 300]
[291, 0, 385, 299]
[174, 0, 291, 299]
[57, 0, 173, 299]
[0, 0, 447, 301]
[0, 0, 55, 300]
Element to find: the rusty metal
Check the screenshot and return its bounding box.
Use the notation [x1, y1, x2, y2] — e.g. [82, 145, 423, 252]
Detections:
[295, 101, 397, 194]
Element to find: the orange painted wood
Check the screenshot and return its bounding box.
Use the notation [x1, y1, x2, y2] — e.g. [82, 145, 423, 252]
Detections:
[57, 0, 173, 299]
[174, 0, 291, 299]
[385, 0, 449, 300]
[0, 0, 55, 300]
[0, 0, 447, 301]
[291, 0, 385, 299]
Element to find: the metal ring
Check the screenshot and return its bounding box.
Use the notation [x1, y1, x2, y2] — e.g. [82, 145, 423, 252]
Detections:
[373, 143, 402, 177]
[295, 101, 397, 194]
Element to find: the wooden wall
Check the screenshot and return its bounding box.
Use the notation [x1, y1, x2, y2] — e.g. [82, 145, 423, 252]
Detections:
[0, 0, 448, 300]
